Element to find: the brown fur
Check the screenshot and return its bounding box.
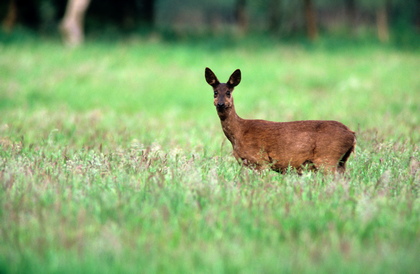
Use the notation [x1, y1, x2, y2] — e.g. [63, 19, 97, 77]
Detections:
[205, 67, 356, 174]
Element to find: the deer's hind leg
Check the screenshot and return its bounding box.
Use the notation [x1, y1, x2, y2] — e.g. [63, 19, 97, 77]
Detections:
[312, 157, 339, 174]
[336, 145, 354, 173]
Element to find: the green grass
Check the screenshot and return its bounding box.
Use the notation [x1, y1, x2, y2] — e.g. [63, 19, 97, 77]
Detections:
[0, 34, 419, 273]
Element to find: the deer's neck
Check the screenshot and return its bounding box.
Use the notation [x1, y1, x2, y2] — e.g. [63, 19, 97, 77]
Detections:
[217, 105, 243, 146]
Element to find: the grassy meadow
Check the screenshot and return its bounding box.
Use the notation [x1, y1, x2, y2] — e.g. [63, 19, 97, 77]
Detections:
[0, 34, 419, 273]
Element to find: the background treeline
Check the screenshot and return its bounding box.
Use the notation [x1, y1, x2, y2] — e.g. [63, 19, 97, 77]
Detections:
[1, 0, 418, 45]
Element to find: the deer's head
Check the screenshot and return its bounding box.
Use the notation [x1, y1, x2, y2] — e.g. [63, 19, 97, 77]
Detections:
[205, 67, 241, 112]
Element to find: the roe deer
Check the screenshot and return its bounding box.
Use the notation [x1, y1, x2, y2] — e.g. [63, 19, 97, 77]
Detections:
[205, 67, 356, 174]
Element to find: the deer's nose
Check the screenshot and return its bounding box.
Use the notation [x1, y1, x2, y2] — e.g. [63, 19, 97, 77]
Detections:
[216, 101, 226, 110]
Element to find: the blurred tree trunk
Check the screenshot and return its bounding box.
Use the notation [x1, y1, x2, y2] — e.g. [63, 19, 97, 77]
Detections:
[268, 0, 281, 34]
[60, 0, 91, 47]
[345, 0, 356, 34]
[303, 0, 318, 40]
[376, 2, 389, 42]
[2, 0, 17, 32]
[235, 0, 248, 34]
[138, 0, 155, 26]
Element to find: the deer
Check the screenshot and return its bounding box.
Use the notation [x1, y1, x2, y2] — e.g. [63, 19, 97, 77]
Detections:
[204, 67, 356, 174]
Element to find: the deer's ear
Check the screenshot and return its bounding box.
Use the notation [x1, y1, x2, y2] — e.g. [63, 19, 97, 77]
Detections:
[228, 69, 241, 87]
[205, 67, 220, 87]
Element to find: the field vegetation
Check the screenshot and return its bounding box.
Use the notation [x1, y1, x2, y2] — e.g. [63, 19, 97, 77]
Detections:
[0, 33, 419, 273]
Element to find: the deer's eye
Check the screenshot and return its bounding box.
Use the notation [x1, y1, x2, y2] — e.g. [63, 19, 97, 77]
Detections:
[214, 91, 218, 97]
[226, 91, 231, 97]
